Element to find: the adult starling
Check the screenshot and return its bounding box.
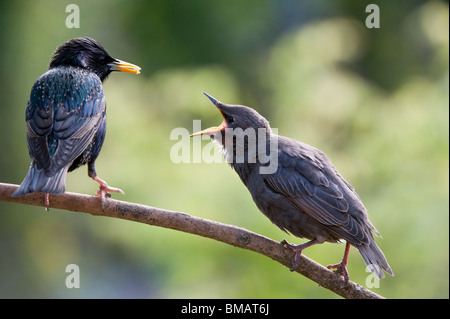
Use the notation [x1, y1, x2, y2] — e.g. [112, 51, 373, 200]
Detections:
[191, 93, 393, 282]
[12, 37, 140, 209]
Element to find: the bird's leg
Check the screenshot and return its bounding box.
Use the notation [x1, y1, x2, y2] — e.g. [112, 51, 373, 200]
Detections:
[88, 162, 124, 206]
[327, 241, 351, 283]
[44, 193, 50, 211]
[281, 239, 323, 271]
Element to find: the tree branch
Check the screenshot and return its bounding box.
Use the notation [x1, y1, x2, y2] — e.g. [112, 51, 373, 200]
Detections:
[0, 182, 383, 299]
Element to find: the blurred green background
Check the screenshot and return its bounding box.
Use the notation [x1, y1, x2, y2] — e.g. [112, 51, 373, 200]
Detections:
[0, 0, 448, 299]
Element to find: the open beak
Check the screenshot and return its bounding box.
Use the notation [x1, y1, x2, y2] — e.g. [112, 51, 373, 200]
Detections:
[190, 92, 226, 137]
[190, 122, 225, 137]
[108, 59, 141, 74]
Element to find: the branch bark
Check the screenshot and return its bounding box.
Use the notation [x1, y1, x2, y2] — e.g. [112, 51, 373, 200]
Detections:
[0, 182, 383, 299]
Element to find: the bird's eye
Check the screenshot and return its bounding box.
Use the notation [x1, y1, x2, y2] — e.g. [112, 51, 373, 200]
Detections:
[98, 55, 105, 62]
[227, 116, 234, 124]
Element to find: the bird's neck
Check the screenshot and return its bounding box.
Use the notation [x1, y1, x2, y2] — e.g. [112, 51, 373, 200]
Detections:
[221, 131, 277, 184]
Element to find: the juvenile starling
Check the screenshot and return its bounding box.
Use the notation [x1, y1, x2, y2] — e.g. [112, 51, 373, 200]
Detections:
[191, 93, 393, 282]
[13, 37, 141, 209]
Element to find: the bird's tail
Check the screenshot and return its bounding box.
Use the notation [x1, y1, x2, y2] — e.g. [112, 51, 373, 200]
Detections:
[12, 163, 68, 197]
[356, 240, 394, 279]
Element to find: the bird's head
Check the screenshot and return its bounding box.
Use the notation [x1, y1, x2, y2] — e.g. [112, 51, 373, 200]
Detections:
[49, 37, 141, 81]
[190, 93, 272, 149]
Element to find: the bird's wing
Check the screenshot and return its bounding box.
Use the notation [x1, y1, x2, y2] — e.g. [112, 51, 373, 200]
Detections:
[25, 70, 105, 174]
[25, 96, 53, 171]
[263, 141, 370, 244]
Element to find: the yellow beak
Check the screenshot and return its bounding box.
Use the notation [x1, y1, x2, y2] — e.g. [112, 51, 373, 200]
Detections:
[108, 59, 141, 74]
[189, 121, 226, 137]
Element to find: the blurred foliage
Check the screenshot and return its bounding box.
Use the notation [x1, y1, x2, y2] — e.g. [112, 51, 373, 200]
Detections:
[0, 0, 448, 298]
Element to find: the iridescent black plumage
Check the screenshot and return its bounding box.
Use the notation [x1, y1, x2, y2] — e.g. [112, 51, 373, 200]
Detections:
[13, 37, 140, 208]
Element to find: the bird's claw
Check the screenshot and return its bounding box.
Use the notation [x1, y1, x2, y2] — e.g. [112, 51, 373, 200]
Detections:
[327, 262, 350, 284]
[281, 239, 323, 272]
[93, 176, 124, 208]
[44, 193, 50, 211]
[281, 239, 295, 249]
[281, 239, 302, 271]
[95, 184, 125, 198]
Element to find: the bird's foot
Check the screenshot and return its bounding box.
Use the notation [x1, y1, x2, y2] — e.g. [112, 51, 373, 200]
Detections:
[281, 239, 302, 271]
[44, 193, 50, 211]
[93, 176, 124, 207]
[327, 261, 349, 284]
[281, 239, 320, 272]
[327, 242, 351, 284]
